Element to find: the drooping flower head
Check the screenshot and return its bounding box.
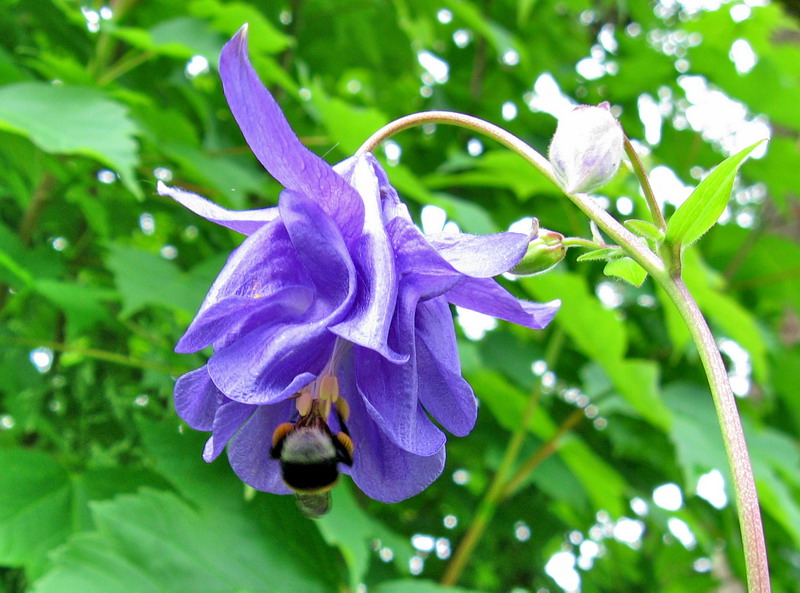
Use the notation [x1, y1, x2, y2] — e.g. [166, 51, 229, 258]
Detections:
[160, 25, 560, 512]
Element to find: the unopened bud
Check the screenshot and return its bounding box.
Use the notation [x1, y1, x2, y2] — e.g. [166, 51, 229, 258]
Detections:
[548, 102, 624, 193]
[511, 229, 566, 276]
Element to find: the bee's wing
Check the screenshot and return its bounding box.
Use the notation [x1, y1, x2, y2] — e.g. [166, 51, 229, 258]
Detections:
[295, 492, 332, 518]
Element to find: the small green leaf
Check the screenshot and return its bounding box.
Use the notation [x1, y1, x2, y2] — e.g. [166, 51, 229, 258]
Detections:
[666, 140, 765, 248]
[576, 247, 623, 262]
[604, 256, 648, 287]
[624, 219, 665, 242]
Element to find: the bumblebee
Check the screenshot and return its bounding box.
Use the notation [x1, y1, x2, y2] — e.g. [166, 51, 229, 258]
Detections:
[270, 394, 354, 518]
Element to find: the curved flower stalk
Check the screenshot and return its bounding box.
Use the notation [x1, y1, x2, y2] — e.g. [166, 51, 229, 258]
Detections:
[359, 110, 770, 591]
[160, 26, 560, 507]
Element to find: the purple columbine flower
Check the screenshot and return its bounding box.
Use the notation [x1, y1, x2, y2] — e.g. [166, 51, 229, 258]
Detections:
[159, 25, 560, 508]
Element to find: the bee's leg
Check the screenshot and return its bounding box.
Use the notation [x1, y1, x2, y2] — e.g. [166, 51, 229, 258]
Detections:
[335, 432, 354, 465]
[270, 422, 295, 459]
[334, 397, 351, 435]
[333, 398, 354, 465]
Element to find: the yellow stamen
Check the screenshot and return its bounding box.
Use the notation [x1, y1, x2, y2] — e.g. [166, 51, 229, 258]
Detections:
[296, 391, 312, 416]
[321, 397, 332, 421]
[319, 375, 339, 402]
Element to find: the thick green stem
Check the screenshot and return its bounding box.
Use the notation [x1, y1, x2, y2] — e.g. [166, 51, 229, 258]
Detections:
[361, 110, 770, 593]
[660, 276, 769, 593]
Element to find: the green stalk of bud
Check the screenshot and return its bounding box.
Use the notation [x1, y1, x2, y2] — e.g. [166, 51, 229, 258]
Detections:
[548, 102, 624, 194]
[511, 229, 566, 276]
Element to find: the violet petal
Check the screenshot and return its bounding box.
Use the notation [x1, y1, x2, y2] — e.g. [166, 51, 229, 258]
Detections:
[362, 153, 412, 223]
[415, 297, 477, 436]
[208, 321, 335, 404]
[279, 189, 356, 315]
[176, 285, 314, 353]
[446, 276, 561, 329]
[174, 366, 222, 431]
[190, 218, 313, 319]
[388, 216, 457, 278]
[355, 347, 446, 456]
[355, 285, 445, 455]
[426, 231, 529, 277]
[227, 400, 294, 494]
[342, 363, 446, 503]
[209, 191, 357, 404]
[219, 27, 364, 245]
[203, 400, 256, 462]
[157, 181, 276, 236]
[331, 156, 404, 362]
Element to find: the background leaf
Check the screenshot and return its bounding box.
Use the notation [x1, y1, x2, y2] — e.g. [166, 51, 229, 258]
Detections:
[0, 450, 73, 575]
[30, 489, 337, 593]
[0, 82, 141, 197]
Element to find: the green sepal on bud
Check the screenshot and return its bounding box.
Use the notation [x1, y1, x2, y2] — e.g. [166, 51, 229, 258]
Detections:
[511, 228, 566, 276]
[548, 102, 624, 194]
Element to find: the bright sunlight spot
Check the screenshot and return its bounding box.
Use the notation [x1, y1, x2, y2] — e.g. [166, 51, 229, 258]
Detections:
[668, 517, 697, 548]
[697, 469, 729, 509]
[420, 204, 447, 234]
[719, 338, 752, 396]
[456, 307, 498, 340]
[613, 518, 646, 548]
[545, 551, 580, 593]
[418, 51, 449, 84]
[525, 73, 575, 119]
[653, 483, 684, 511]
[29, 347, 54, 373]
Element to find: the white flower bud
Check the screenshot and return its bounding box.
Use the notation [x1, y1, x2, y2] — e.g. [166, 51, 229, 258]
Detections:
[548, 102, 624, 193]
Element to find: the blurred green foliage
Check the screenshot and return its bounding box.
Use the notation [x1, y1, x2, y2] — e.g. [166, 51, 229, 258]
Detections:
[1, 1, 799, 592]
